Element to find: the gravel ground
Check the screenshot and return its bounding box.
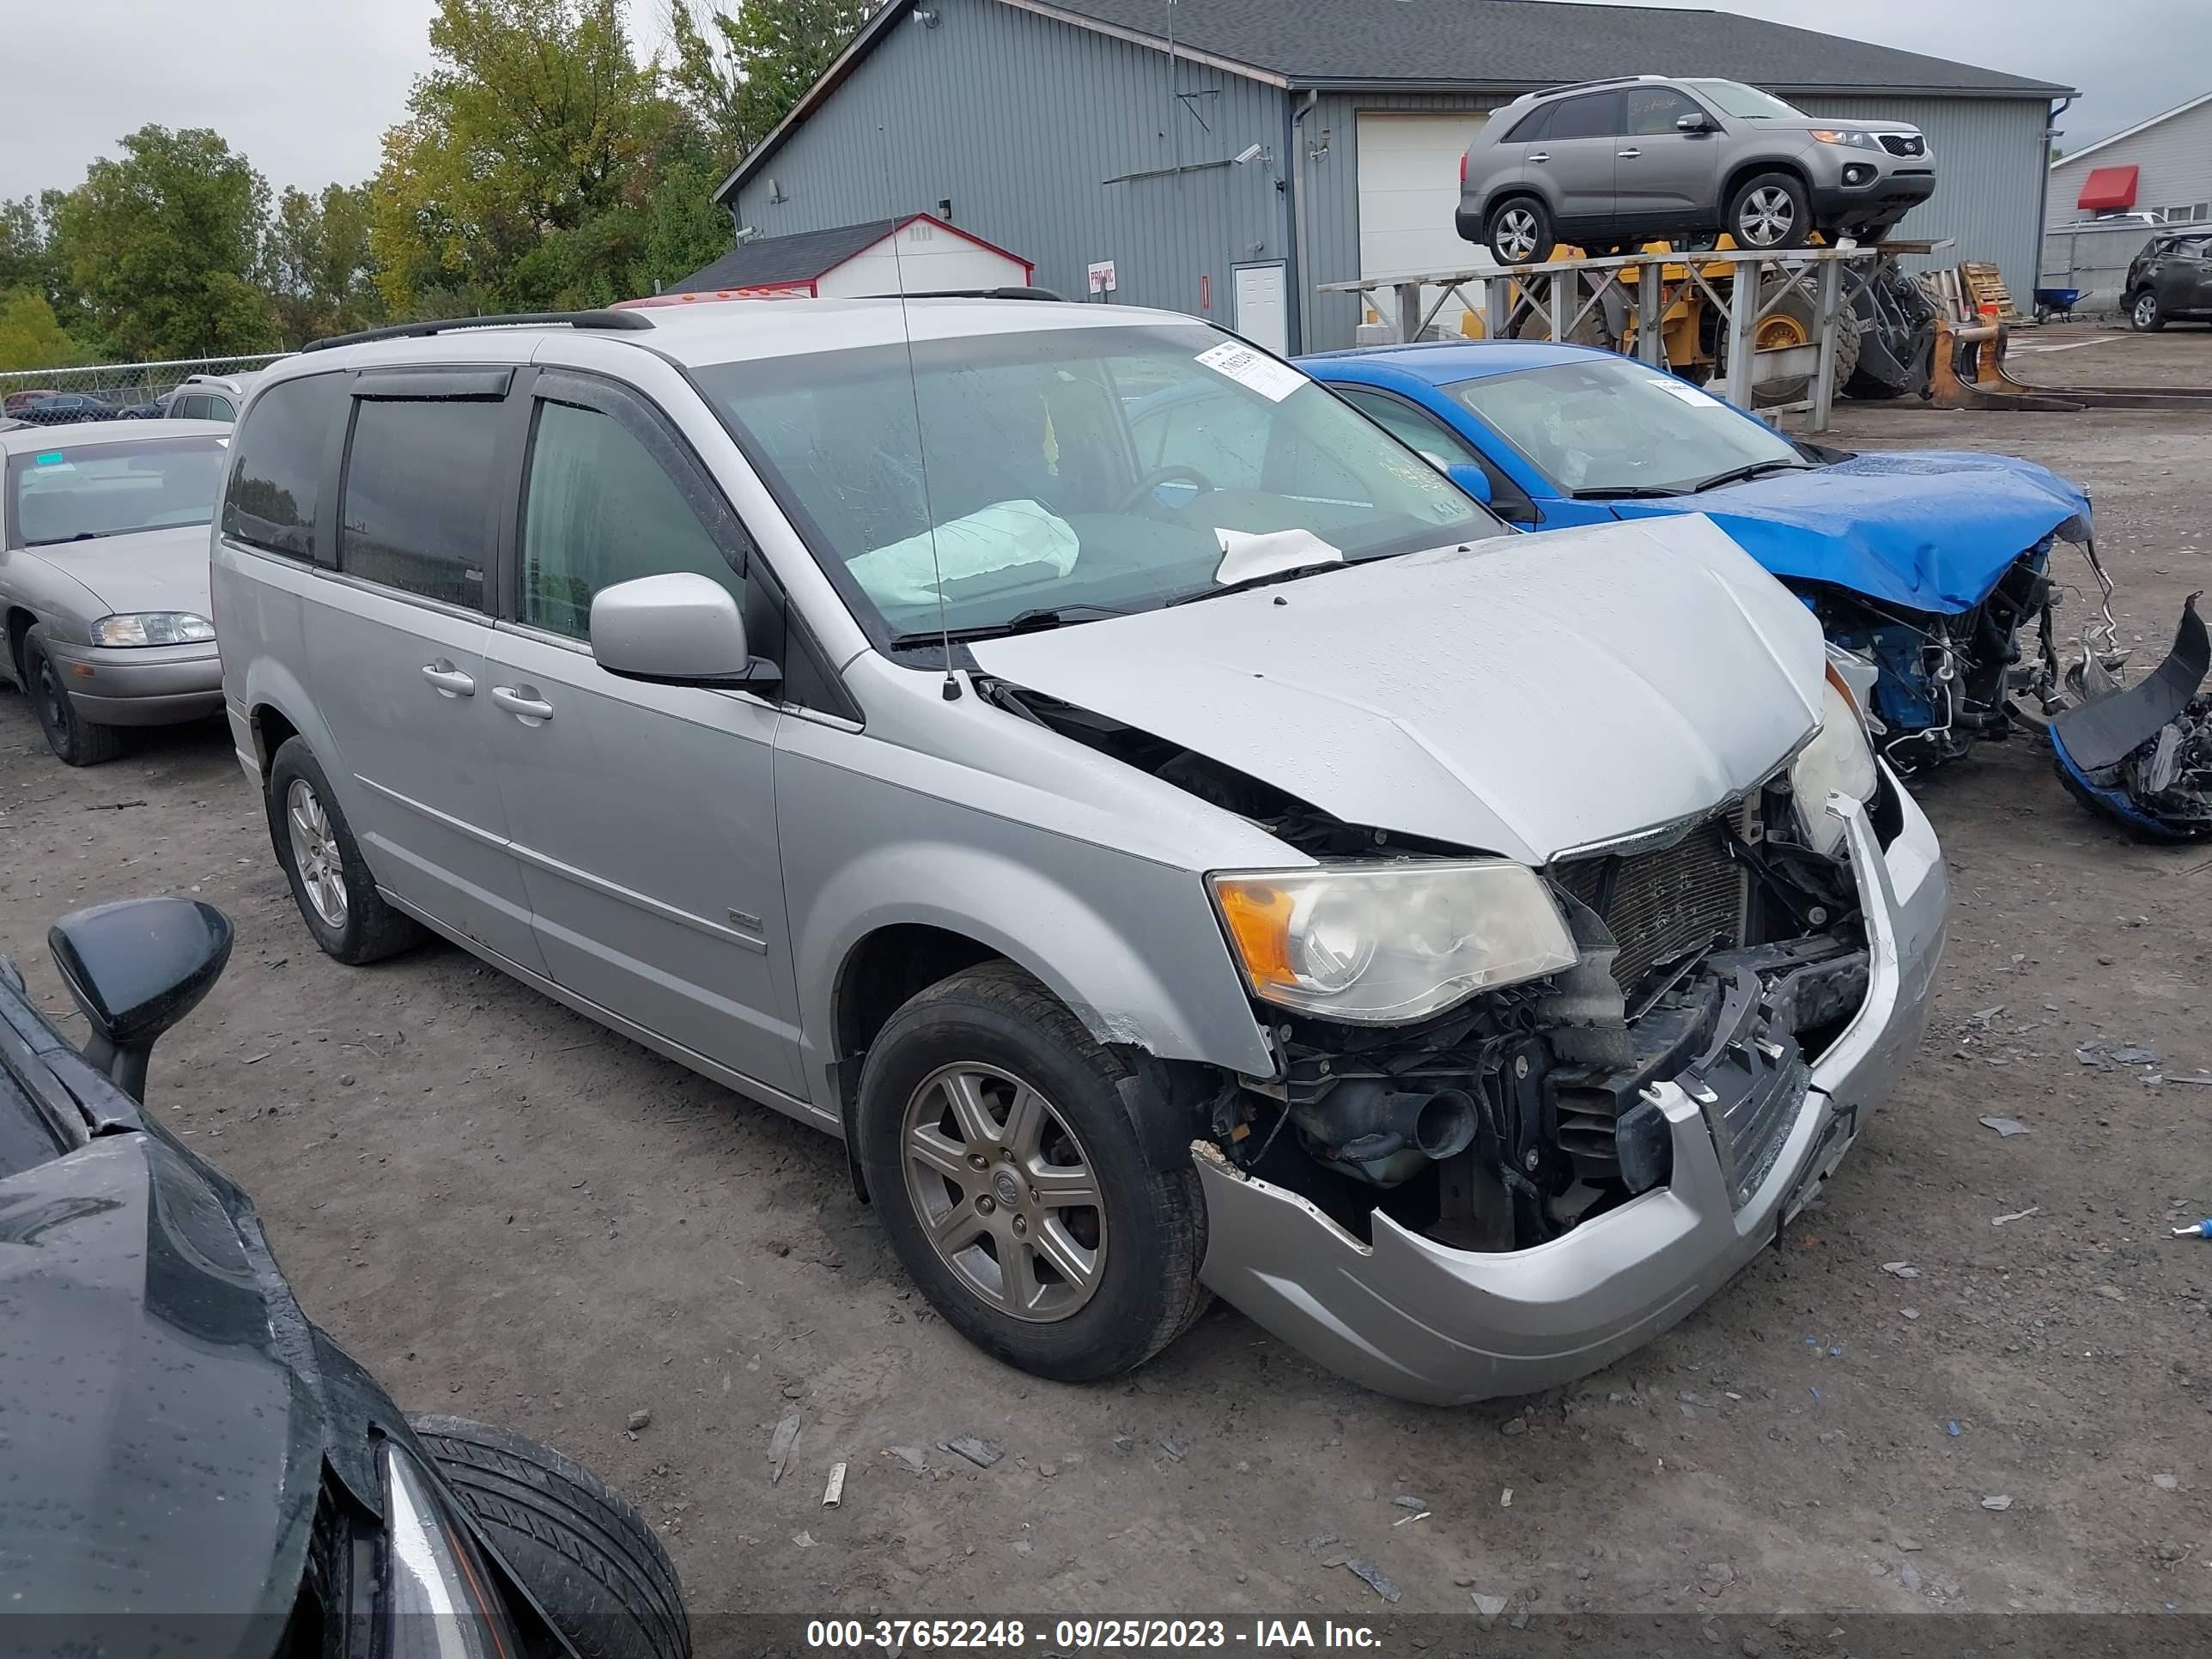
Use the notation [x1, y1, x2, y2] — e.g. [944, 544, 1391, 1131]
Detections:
[3, 327, 2209, 1631]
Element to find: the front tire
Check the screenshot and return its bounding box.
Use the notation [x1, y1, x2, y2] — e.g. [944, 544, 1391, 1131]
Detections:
[24, 632, 122, 767]
[1486, 198, 1555, 265]
[264, 735, 424, 964]
[855, 961, 1209, 1383]
[1727, 172, 1812, 250]
[2130, 289, 2166, 332]
[408, 1416, 691, 1659]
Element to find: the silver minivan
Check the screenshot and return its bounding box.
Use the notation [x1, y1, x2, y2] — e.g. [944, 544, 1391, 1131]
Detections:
[213, 298, 1947, 1404]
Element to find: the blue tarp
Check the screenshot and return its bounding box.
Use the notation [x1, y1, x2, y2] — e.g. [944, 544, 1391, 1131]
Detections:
[1605, 452, 2094, 615]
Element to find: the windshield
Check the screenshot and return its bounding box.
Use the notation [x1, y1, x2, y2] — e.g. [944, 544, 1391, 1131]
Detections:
[1684, 80, 1808, 121]
[691, 322, 1492, 641]
[5, 436, 228, 548]
[1445, 358, 1805, 497]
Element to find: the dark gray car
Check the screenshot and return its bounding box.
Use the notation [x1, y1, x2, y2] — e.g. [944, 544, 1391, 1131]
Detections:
[1459, 76, 1936, 264]
[2124, 230, 2212, 331]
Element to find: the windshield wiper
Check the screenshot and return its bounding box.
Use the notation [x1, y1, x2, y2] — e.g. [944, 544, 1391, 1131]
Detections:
[1692, 459, 1813, 493]
[1166, 558, 1348, 607]
[885, 603, 1128, 650]
[1574, 484, 1689, 500]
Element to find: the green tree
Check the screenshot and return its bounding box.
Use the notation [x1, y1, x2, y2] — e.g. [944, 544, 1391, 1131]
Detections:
[370, 0, 665, 313]
[264, 183, 386, 346]
[53, 126, 276, 359]
[666, 0, 874, 167]
[0, 289, 89, 371]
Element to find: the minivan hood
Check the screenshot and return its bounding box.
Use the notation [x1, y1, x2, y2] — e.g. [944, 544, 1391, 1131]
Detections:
[970, 514, 1825, 866]
[27, 522, 213, 617]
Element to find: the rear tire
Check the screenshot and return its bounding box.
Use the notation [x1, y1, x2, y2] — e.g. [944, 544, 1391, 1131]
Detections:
[264, 735, 424, 964]
[1486, 198, 1555, 265]
[1727, 172, 1812, 251]
[408, 1416, 691, 1659]
[2129, 289, 2166, 332]
[24, 631, 122, 767]
[855, 960, 1209, 1383]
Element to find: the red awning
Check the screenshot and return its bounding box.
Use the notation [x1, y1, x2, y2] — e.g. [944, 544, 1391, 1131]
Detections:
[2077, 165, 2140, 211]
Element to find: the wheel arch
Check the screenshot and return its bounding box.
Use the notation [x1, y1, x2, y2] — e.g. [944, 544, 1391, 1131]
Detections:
[4, 606, 38, 686]
[1721, 155, 1812, 216]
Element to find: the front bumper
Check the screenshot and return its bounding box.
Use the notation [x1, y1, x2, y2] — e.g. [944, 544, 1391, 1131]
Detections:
[1808, 159, 1936, 227]
[42, 641, 223, 726]
[1194, 785, 1948, 1406]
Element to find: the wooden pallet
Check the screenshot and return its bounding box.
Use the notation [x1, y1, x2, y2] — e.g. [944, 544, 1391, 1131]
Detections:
[1959, 261, 2022, 323]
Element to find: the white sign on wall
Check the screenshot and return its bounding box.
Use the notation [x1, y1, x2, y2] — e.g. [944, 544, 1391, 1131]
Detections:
[1086, 259, 1118, 295]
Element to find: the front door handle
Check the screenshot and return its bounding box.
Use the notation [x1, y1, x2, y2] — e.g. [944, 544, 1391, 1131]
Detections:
[489, 684, 554, 724]
[1617, 148, 1642, 158]
[421, 662, 476, 697]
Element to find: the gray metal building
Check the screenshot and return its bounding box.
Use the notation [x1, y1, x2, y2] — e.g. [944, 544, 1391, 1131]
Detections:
[714, 0, 2070, 352]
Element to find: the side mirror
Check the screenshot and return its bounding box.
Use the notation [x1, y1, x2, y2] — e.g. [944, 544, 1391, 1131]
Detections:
[48, 897, 234, 1102]
[589, 572, 774, 690]
[1444, 462, 1495, 506]
[1676, 112, 1712, 134]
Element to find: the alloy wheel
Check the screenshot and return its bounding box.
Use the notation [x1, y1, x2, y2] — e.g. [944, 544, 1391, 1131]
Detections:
[1739, 187, 1796, 246]
[1496, 207, 1540, 262]
[899, 1061, 1108, 1322]
[285, 777, 349, 930]
[2134, 294, 2159, 330]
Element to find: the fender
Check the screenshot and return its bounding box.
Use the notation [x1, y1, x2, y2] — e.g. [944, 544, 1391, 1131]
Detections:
[792, 836, 1277, 1122]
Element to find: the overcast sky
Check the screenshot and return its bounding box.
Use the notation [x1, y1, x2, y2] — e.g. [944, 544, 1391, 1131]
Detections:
[0, 0, 2196, 204]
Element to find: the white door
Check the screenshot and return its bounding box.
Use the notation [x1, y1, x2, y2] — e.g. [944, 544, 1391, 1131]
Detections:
[1232, 263, 1289, 356]
[1356, 111, 1496, 335]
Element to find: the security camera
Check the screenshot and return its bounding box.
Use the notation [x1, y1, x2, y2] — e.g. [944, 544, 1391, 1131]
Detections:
[1233, 143, 1268, 166]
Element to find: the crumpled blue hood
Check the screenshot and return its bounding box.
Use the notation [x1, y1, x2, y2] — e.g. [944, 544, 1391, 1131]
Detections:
[1605, 450, 2093, 614]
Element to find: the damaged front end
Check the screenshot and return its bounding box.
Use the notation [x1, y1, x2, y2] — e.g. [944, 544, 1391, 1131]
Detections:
[1811, 533, 2087, 773]
[2051, 595, 2212, 840]
[1210, 768, 1895, 1261]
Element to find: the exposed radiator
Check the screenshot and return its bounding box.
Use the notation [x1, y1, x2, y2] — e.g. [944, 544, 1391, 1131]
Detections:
[1550, 809, 1748, 990]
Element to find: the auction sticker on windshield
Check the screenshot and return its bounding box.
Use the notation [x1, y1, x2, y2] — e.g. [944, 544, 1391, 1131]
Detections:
[1646, 377, 1725, 409]
[1195, 341, 1306, 402]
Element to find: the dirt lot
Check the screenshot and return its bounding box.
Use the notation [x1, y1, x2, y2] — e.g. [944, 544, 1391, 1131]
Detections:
[3, 327, 2209, 1632]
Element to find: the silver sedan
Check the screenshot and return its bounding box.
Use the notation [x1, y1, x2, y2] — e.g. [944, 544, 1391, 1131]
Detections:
[1, 420, 229, 765]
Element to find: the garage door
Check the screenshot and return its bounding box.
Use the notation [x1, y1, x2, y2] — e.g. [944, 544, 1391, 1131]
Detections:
[1356, 111, 1498, 335]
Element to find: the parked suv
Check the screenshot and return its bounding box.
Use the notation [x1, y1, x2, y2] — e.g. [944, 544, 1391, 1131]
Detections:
[2124, 230, 2212, 331]
[214, 300, 1946, 1406]
[1459, 76, 1937, 264]
[160, 368, 264, 422]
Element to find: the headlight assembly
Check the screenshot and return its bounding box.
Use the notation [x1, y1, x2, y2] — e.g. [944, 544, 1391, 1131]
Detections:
[1790, 667, 1881, 858]
[1809, 128, 1874, 148]
[380, 1441, 524, 1659]
[90, 612, 216, 647]
[1210, 860, 1577, 1024]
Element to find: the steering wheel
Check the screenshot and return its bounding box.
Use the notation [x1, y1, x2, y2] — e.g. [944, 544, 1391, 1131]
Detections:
[1117, 465, 1216, 514]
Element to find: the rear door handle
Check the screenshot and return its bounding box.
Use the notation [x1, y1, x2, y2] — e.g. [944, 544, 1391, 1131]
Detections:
[1528, 151, 1550, 163]
[489, 684, 554, 724]
[1617, 148, 1642, 158]
[421, 662, 476, 697]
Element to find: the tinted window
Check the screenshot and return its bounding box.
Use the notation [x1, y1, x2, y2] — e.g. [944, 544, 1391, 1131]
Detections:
[1503, 103, 1555, 143]
[1547, 92, 1621, 141]
[1626, 88, 1704, 136]
[222, 371, 346, 562]
[338, 399, 500, 610]
[520, 400, 743, 641]
[206, 396, 236, 422]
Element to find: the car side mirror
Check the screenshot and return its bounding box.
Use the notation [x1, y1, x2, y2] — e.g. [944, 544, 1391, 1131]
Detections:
[589, 572, 777, 691]
[48, 897, 234, 1102]
[1676, 112, 1712, 134]
[1444, 462, 1495, 506]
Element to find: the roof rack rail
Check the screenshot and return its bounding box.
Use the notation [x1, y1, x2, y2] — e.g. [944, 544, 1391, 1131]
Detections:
[301, 308, 654, 355]
[860, 286, 1066, 302]
[1531, 73, 1672, 97]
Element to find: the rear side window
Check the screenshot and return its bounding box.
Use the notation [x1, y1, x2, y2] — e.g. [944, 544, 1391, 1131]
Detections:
[1503, 103, 1555, 143]
[338, 400, 501, 611]
[222, 372, 347, 562]
[1546, 92, 1622, 141]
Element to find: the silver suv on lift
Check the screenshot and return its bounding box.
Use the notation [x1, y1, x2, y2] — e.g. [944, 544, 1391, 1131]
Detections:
[1460, 76, 1937, 264]
[212, 298, 1947, 1405]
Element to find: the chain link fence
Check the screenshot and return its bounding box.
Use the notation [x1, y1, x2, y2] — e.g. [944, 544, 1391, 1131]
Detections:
[1, 353, 290, 423]
[2039, 224, 2166, 319]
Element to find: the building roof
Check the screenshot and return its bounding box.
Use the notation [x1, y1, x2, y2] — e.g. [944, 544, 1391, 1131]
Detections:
[670, 212, 1031, 294]
[2049, 89, 2212, 173]
[718, 0, 2070, 204]
[1035, 0, 2070, 96]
